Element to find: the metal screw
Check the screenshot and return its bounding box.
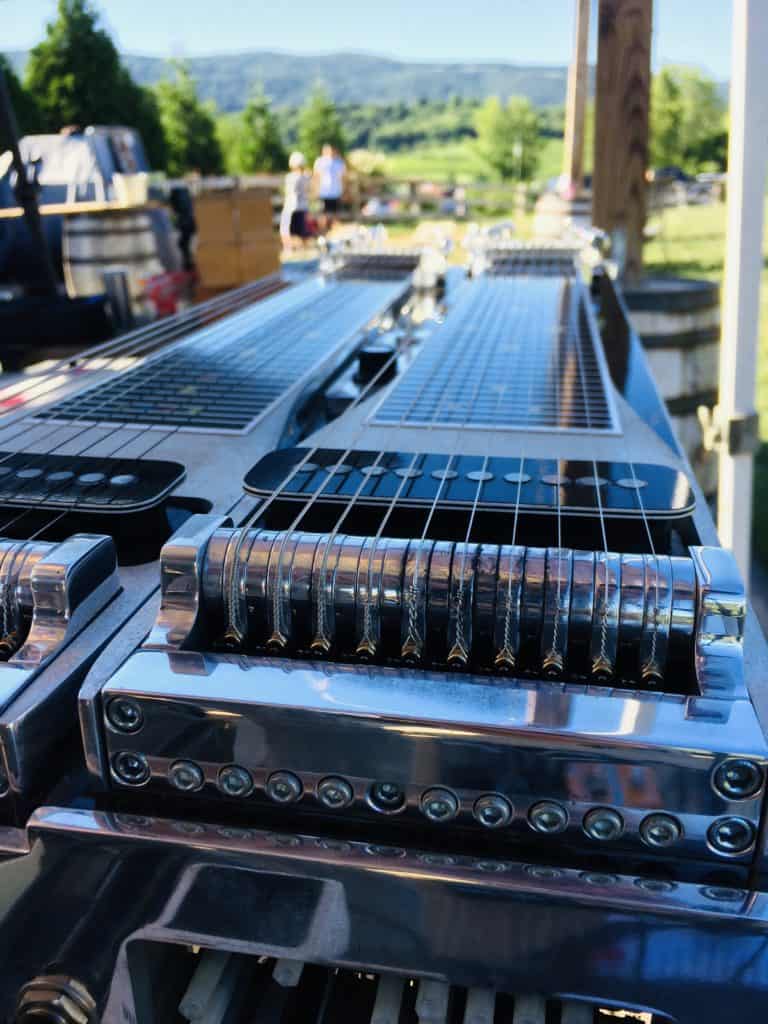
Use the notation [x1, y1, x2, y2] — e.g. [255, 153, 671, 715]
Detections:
[420, 787, 459, 823]
[581, 872, 619, 886]
[16, 975, 97, 1024]
[473, 793, 512, 829]
[583, 807, 624, 841]
[640, 813, 682, 848]
[701, 885, 745, 902]
[217, 765, 253, 798]
[168, 760, 204, 792]
[105, 697, 144, 734]
[317, 776, 354, 809]
[713, 759, 764, 800]
[634, 877, 676, 893]
[111, 751, 150, 787]
[524, 864, 564, 880]
[528, 800, 568, 835]
[708, 816, 755, 855]
[265, 771, 303, 804]
[368, 781, 406, 813]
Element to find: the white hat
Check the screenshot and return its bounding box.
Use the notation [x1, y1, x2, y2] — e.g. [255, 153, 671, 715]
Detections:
[289, 151, 306, 169]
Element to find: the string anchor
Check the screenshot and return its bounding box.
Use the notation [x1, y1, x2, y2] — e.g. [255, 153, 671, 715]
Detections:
[400, 636, 422, 664]
[542, 650, 564, 679]
[446, 643, 469, 669]
[493, 648, 516, 673]
[310, 634, 332, 656]
[591, 655, 614, 682]
[266, 631, 288, 652]
[357, 637, 379, 660]
[641, 663, 663, 687]
[222, 627, 245, 650]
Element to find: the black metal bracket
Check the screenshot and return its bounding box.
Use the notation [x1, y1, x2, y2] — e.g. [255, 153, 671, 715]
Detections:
[698, 406, 760, 456]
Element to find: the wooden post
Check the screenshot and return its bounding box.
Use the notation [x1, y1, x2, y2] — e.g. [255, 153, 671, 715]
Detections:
[591, 0, 652, 284]
[562, 0, 591, 196]
[717, 0, 768, 583]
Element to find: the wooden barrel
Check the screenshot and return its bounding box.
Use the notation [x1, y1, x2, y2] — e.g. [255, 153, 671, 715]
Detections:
[62, 210, 164, 312]
[623, 277, 720, 497]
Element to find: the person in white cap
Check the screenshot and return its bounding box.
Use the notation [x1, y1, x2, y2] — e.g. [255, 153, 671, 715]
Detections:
[280, 151, 311, 249]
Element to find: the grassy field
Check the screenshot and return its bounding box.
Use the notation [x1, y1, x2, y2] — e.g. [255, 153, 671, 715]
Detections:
[643, 201, 768, 562]
[381, 137, 564, 184]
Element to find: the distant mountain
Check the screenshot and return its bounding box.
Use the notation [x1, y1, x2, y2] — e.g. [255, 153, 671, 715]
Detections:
[6, 49, 576, 111]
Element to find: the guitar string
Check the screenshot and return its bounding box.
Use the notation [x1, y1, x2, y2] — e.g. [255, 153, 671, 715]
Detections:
[0, 275, 283, 413]
[256, 279, 484, 652]
[0, 278, 303, 515]
[0, 280, 386, 536]
[566, 271, 612, 679]
[353, 276, 510, 660]
[579, 271, 663, 683]
[220, 282, 478, 644]
[0, 297, 303, 535]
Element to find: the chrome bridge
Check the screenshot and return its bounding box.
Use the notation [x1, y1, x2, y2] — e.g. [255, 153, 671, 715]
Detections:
[86, 514, 766, 872]
[197, 527, 706, 689]
[0, 533, 118, 679]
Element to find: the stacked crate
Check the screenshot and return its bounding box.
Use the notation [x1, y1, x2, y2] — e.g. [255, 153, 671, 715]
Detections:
[194, 188, 280, 289]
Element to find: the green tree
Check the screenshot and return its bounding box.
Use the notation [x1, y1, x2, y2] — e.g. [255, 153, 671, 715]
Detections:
[651, 65, 727, 172]
[298, 85, 346, 163]
[154, 62, 223, 176]
[475, 95, 542, 181]
[237, 89, 287, 172]
[0, 55, 40, 141]
[25, 0, 165, 166]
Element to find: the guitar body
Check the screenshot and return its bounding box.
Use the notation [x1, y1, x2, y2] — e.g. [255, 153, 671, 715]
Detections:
[0, 248, 766, 1024]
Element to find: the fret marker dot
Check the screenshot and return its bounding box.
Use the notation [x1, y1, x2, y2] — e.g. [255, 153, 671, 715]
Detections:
[77, 472, 106, 486]
[542, 474, 571, 486]
[361, 465, 387, 477]
[296, 462, 319, 474]
[328, 464, 353, 475]
[46, 470, 74, 483]
[16, 468, 43, 479]
[577, 476, 608, 487]
[504, 471, 531, 484]
[110, 474, 138, 488]
[616, 477, 648, 490]
[0, 467, 11, 477]
[432, 468, 458, 481]
[394, 467, 422, 479]
[467, 470, 493, 482]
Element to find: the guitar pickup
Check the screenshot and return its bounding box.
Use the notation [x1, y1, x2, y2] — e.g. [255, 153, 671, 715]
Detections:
[0, 452, 185, 514]
[244, 449, 696, 523]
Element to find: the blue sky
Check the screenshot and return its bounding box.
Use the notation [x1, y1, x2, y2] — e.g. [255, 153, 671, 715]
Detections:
[3, 0, 734, 79]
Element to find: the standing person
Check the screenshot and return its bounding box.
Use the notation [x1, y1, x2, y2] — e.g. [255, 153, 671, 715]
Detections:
[280, 151, 311, 250]
[313, 143, 346, 233]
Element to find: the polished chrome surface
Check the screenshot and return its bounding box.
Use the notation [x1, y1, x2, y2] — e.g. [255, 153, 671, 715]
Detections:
[2, 805, 766, 1024]
[98, 649, 767, 866]
[0, 533, 118, 711]
[151, 523, 726, 690]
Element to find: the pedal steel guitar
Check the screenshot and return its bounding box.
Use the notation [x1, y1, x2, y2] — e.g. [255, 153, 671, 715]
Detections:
[0, 244, 766, 1023]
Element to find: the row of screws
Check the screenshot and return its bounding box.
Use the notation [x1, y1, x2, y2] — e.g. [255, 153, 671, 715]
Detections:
[105, 701, 765, 803]
[108, 813, 750, 902]
[109, 751, 755, 854]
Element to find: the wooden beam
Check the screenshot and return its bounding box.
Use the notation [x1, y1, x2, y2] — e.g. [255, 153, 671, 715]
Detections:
[591, 0, 652, 284]
[562, 0, 591, 194]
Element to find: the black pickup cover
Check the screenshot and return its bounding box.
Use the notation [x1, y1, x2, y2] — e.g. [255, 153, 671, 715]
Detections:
[244, 448, 695, 520]
[0, 452, 185, 513]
